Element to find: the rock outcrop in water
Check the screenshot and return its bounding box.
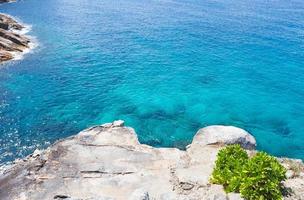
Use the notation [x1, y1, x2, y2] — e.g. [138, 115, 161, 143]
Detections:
[0, 121, 303, 200]
[0, 13, 31, 63]
[0, 0, 15, 3]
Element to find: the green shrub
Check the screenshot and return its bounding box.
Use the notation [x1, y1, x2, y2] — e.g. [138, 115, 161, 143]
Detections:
[210, 144, 248, 192]
[240, 152, 287, 200]
[210, 146, 287, 200]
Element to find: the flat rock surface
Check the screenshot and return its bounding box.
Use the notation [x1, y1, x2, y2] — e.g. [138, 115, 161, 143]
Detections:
[0, 121, 303, 200]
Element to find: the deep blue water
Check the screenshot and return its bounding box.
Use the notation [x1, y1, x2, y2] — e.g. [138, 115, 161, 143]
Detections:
[0, 0, 304, 163]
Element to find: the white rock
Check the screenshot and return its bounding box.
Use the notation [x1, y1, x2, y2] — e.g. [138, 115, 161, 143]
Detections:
[209, 194, 227, 200]
[32, 149, 42, 158]
[281, 163, 290, 169]
[101, 123, 113, 128]
[128, 189, 149, 200]
[205, 185, 227, 200]
[286, 170, 295, 179]
[227, 193, 243, 200]
[190, 125, 256, 150]
[217, 195, 228, 200]
[112, 120, 125, 127]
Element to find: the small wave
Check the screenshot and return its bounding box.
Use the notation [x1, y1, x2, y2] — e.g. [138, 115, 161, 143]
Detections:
[11, 23, 32, 35]
[9, 19, 38, 61]
[11, 35, 39, 61]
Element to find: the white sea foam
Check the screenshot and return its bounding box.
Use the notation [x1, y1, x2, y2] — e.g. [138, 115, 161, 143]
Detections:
[12, 19, 39, 61]
[11, 23, 32, 35]
[11, 34, 39, 61]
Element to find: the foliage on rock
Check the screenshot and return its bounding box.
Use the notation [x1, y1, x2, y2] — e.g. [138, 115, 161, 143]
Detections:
[210, 144, 248, 192]
[210, 145, 287, 200]
[240, 152, 286, 200]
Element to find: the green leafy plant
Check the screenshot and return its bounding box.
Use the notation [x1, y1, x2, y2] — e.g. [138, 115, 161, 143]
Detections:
[210, 146, 287, 200]
[210, 144, 248, 192]
[240, 152, 287, 200]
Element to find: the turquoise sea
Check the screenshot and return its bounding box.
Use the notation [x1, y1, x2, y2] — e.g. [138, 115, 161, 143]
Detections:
[0, 0, 304, 163]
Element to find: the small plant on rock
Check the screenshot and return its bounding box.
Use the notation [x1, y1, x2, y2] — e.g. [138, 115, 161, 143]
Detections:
[240, 152, 287, 200]
[211, 145, 287, 200]
[210, 144, 248, 192]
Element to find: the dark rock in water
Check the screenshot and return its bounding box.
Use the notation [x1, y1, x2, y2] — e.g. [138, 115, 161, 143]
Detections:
[0, 0, 16, 4]
[197, 74, 217, 86]
[268, 118, 291, 137]
[276, 125, 291, 137]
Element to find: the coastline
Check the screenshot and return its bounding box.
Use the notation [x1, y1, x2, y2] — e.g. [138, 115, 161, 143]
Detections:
[0, 12, 36, 63]
[8, 19, 38, 61]
[0, 1, 303, 199]
[0, 121, 303, 199]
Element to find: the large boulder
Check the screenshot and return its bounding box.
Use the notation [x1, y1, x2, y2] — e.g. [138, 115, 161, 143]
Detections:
[190, 125, 256, 150]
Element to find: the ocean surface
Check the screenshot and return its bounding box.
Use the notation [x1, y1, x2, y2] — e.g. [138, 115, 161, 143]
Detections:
[0, 0, 304, 163]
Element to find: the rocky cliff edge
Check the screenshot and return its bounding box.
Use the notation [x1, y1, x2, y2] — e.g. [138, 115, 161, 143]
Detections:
[0, 120, 303, 200]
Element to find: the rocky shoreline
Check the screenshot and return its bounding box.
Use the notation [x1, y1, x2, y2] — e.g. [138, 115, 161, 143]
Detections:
[0, 12, 33, 63]
[0, 0, 16, 3]
[0, 120, 303, 200]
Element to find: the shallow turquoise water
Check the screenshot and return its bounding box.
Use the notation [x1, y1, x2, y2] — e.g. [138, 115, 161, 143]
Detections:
[0, 0, 304, 163]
